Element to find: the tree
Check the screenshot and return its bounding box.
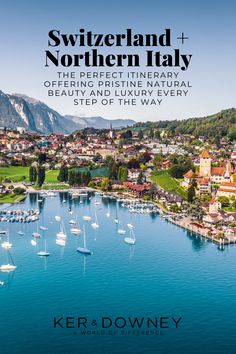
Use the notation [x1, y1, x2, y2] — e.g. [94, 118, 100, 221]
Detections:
[37, 166, 45, 187]
[58, 165, 68, 182]
[187, 184, 195, 203]
[29, 166, 37, 183]
[137, 172, 144, 185]
[217, 196, 230, 208]
[118, 166, 128, 182]
[109, 160, 118, 179]
[138, 130, 143, 140]
[169, 164, 184, 178]
[68, 170, 76, 186]
[38, 153, 47, 164]
[128, 158, 139, 169]
[122, 130, 132, 139]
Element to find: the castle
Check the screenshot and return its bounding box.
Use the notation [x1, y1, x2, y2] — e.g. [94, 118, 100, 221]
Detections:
[182, 150, 236, 196]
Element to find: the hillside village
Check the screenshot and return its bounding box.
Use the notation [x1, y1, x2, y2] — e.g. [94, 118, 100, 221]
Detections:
[1, 122, 236, 243]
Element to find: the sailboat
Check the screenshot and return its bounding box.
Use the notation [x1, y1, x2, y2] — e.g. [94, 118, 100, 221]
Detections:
[114, 203, 119, 224]
[55, 215, 61, 222]
[106, 205, 110, 218]
[69, 219, 76, 225]
[83, 215, 91, 221]
[0, 230, 7, 235]
[77, 226, 92, 255]
[1, 230, 12, 250]
[37, 236, 50, 256]
[56, 238, 66, 247]
[0, 250, 17, 272]
[127, 223, 135, 229]
[71, 216, 81, 234]
[32, 220, 41, 238]
[91, 211, 99, 229]
[94, 198, 101, 206]
[40, 226, 48, 231]
[124, 228, 136, 245]
[117, 221, 126, 235]
[56, 220, 67, 239]
[18, 222, 25, 236]
[31, 239, 37, 246]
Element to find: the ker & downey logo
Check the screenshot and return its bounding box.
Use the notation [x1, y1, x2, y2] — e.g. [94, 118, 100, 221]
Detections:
[53, 316, 182, 336]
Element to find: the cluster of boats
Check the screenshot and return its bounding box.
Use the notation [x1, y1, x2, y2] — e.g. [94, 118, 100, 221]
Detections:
[0, 191, 143, 273]
[0, 209, 39, 223]
[119, 200, 159, 214]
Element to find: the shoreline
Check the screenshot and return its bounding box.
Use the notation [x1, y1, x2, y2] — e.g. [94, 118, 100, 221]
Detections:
[1, 187, 232, 247]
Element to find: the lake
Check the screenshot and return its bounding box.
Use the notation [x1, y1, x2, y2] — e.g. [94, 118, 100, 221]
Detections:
[0, 192, 236, 354]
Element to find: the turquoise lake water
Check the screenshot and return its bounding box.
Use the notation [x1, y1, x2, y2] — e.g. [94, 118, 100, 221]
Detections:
[0, 192, 236, 354]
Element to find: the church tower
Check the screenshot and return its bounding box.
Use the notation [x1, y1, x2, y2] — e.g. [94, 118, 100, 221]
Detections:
[109, 124, 113, 139]
[199, 150, 211, 177]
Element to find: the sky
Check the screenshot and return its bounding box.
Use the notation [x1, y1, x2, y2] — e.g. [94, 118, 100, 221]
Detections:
[0, 0, 235, 122]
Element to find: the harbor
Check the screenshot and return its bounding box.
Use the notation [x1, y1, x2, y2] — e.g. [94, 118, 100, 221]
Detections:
[1, 191, 236, 354]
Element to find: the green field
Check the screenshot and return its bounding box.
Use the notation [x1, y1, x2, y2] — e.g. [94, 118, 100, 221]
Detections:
[151, 170, 187, 199]
[45, 170, 59, 183]
[0, 166, 29, 182]
[0, 167, 60, 183]
[0, 166, 108, 185]
[0, 194, 26, 203]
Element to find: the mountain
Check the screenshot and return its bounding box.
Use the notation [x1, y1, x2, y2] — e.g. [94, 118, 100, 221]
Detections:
[65, 115, 135, 129]
[0, 90, 136, 134]
[134, 108, 236, 139]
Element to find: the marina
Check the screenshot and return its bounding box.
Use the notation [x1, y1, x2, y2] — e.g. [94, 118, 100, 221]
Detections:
[1, 191, 236, 354]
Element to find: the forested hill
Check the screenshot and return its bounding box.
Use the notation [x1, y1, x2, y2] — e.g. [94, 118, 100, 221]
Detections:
[134, 108, 236, 139]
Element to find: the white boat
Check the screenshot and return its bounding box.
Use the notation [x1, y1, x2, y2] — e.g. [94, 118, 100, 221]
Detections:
[83, 215, 91, 221]
[69, 219, 76, 225]
[106, 205, 110, 218]
[31, 239, 37, 246]
[56, 220, 67, 239]
[0, 264, 17, 272]
[1, 241, 12, 250]
[18, 230, 25, 236]
[32, 219, 41, 238]
[56, 238, 66, 247]
[91, 211, 99, 229]
[1, 230, 12, 249]
[127, 223, 135, 229]
[78, 190, 88, 197]
[0, 230, 7, 235]
[47, 191, 57, 197]
[114, 218, 119, 224]
[117, 229, 126, 235]
[32, 232, 41, 238]
[56, 231, 67, 239]
[71, 226, 81, 235]
[124, 229, 136, 245]
[0, 250, 17, 272]
[117, 220, 126, 234]
[55, 215, 61, 222]
[37, 238, 50, 257]
[37, 251, 50, 256]
[94, 200, 101, 205]
[0, 280, 4, 286]
[77, 226, 92, 255]
[40, 226, 48, 231]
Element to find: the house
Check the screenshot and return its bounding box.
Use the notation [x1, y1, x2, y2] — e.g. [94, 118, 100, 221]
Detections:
[217, 182, 236, 198]
[128, 169, 141, 181]
[209, 198, 221, 213]
[181, 170, 195, 188]
[203, 213, 222, 224]
[197, 178, 211, 194]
